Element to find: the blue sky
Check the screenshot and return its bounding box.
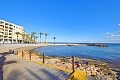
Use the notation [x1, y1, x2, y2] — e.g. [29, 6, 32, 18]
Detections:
[0, 0, 120, 43]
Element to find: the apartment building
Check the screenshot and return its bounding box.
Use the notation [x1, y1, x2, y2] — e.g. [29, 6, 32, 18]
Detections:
[0, 20, 25, 43]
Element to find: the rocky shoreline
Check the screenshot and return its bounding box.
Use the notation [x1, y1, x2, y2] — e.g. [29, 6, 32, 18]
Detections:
[45, 56, 119, 80]
[14, 49, 119, 80]
[4, 44, 117, 80]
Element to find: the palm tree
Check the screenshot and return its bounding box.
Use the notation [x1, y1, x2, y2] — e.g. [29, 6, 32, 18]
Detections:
[15, 32, 20, 43]
[21, 31, 25, 43]
[39, 32, 43, 44]
[31, 32, 36, 43]
[53, 37, 56, 44]
[44, 33, 48, 43]
[30, 34, 33, 42]
[36, 36, 38, 43]
[25, 34, 31, 43]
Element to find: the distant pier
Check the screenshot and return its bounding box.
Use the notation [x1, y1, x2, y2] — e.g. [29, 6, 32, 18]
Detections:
[67, 43, 108, 47]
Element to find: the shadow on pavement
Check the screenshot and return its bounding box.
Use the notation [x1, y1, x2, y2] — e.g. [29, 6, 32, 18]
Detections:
[0, 52, 7, 80]
[26, 68, 62, 80]
[41, 69, 62, 80]
[0, 52, 17, 80]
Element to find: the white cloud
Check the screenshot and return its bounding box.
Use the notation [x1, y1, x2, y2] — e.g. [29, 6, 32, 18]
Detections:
[105, 31, 120, 38]
[118, 24, 120, 26]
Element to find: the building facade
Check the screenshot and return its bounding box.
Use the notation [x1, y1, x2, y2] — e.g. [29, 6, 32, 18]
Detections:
[0, 20, 25, 43]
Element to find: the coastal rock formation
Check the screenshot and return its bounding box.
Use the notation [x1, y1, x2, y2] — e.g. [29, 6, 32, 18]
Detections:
[87, 43, 109, 47]
[67, 43, 108, 47]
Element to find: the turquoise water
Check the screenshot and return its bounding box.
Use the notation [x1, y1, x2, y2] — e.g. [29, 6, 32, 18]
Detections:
[34, 43, 120, 63]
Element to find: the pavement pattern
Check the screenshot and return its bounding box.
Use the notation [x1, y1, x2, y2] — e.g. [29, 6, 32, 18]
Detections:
[0, 53, 69, 80]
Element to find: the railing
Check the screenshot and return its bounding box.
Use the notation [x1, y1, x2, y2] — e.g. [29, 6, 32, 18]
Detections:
[13, 51, 100, 75]
[14, 51, 76, 73]
[8, 49, 116, 80]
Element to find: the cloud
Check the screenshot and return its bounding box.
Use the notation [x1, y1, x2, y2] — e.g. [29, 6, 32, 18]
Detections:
[105, 31, 120, 38]
[118, 24, 120, 26]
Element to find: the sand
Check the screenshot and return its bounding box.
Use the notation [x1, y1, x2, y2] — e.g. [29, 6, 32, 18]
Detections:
[0, 44, 49, 53]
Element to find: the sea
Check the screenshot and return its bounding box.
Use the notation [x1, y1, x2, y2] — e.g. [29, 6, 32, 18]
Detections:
[34, 43, 120, 63]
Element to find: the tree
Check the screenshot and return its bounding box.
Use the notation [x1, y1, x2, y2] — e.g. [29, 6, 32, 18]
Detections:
[44, 33, 48, 43]
[31, 32, 36, 43]
[53, 37, 56, 44]
[36, 36, 38, 43]
[39, 32, 43, 44]
[25, 34, 31, 43]
[21, 31, 25, 43]
[15, 32, 20, 43]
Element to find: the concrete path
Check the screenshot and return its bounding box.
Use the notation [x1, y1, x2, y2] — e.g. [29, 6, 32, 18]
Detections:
[0, 53, 69, 80]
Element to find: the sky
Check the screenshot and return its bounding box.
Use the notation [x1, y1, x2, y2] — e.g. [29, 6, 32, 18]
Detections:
[0, 0, 120, 43]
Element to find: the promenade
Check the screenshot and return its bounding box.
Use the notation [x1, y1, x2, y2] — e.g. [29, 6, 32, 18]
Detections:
[0, 53, 69, 80]
[0, 44, 69, 80]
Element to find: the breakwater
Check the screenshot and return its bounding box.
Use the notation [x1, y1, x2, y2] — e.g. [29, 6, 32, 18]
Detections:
[67, 43, 108, 47]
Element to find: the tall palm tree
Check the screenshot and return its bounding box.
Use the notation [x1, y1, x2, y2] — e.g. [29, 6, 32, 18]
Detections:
[53, 37, 56, 44]
[15, 32, 20, 43]
[39, 32, 43, 44]
[25, 34, 31, 43]
[21, 31, 25, 43]
[31, 32, 36, 43]
[30, 34, 33, 42]
[44, 33, 48, 43]
[36, 36, 38, 43]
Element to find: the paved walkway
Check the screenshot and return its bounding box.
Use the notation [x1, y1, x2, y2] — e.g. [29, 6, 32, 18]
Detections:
[0, 53, 69, 80]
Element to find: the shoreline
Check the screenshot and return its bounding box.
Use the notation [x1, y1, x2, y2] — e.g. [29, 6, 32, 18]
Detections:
[1, 44, 120, 79]
[15, 49, 119, 80]
[0, 44, 49, 53]
[3, 44, 119, 70]
[1, 44, 120, 69]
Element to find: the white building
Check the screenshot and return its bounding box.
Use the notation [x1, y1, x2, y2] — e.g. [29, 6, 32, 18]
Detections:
[0, 20, 25, 43]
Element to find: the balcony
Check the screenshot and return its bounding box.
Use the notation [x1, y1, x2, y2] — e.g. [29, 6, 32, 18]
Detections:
[0, 23, 4, 26]
[9, 26, 13, 29]
[9, 28, 12, 30]
[5, 25, 9, 28]
[9, 34, 12, 37]
[0, 29, 4, 32]
[9, 31, 12, 33]
[4, 32, 8, 35]
[9, 37, 12, 39]
[0, 33, 3, 35]
[9, 29, 13, 32]
[5, 29, 8, 31]
[4, 36, 8, 38]
[0, 26, 4, 30]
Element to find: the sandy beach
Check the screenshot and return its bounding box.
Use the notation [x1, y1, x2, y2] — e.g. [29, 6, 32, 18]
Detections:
[0, 44, 50, 53]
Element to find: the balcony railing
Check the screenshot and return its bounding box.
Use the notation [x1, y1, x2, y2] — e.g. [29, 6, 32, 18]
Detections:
[0, 23, 4, 25]
[0, 33, 3, 35]
[0, 30, 4, 32]
[0, 27, 4, 30]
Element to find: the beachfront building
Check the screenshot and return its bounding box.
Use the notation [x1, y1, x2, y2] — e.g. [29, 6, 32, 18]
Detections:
[0, 20, 25, 43]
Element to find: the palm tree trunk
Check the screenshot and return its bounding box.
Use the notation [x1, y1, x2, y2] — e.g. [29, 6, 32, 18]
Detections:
[45, 36, 47, 43]
[40, 36, 41, 44]
[17, 35, 18, 43]
[34, 36, 35, 43]
[54, 39, 55, 44]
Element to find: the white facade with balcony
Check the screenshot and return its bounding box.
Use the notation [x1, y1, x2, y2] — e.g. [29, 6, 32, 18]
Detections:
[0, 20, 25, 43]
